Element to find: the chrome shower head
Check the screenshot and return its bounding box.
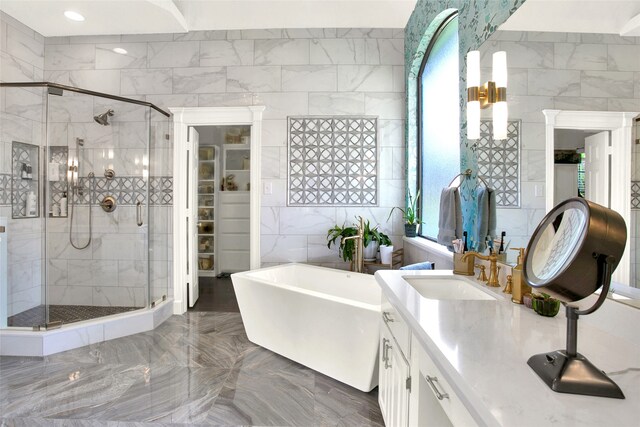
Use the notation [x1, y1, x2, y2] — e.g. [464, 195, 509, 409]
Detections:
[94, 109, 114, 126]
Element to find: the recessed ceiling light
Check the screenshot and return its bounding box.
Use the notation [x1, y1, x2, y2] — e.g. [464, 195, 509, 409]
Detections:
[64, 10, 85, 22]
[112, 48, 128, 55]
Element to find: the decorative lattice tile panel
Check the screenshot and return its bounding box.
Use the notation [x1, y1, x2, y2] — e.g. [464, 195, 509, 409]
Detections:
[476, 120, 521, 208]
[287, 116, 378, 206]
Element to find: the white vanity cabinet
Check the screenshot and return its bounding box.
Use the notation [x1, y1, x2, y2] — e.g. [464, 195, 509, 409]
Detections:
[379, 294, 476, 427]
[409, 335, 476, 427]
[379, 297, 411, 427]
[379, 322, 411, 426]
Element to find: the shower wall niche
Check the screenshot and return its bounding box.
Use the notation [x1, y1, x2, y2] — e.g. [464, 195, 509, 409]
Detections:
[0, 83, 172, 329]
[11, 141, 40, 219]
[47, 146, 68, 218]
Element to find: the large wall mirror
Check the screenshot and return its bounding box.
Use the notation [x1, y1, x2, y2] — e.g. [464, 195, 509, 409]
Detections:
[473, 15, 640, 306]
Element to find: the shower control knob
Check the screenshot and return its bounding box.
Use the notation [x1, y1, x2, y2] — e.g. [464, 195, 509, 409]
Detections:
[100, 196, 117, 213]
[104, 169, 116, 179]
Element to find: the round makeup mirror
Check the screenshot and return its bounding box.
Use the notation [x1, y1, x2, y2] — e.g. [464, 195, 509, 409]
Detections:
[523, 197, 627, 399]
[525, 198, 626, 303]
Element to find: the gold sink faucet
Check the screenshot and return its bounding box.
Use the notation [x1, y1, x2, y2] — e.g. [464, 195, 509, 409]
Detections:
[343, 216, 364, 273]
[462, 251, 500, 287]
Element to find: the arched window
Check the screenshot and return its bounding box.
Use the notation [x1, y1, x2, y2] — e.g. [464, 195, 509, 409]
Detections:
[418, 12, 459, 240]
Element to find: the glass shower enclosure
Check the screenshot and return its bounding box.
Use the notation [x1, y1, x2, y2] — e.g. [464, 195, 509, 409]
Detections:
[0, 82, 171, 330]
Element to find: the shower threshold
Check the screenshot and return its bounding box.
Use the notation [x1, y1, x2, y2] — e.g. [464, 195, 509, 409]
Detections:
[8, 305, 144, 328]
[0, 298, 173, 357]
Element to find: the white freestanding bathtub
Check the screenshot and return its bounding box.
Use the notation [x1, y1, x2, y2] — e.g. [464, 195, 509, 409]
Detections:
[232, 263, 381, 392]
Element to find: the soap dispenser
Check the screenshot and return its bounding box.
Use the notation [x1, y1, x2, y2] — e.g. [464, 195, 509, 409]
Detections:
[60, 192, 68, 217]
[510, 247, 531, 304]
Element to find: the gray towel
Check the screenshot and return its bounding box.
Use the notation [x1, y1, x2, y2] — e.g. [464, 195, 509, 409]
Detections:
[475, 186, 496, 252]
[437, 187, 462, 251]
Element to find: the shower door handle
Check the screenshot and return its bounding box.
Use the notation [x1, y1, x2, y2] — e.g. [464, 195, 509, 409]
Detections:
[136, 202, 143, 226]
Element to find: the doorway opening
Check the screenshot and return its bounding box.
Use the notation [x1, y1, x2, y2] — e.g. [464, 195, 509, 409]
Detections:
[171, 107, 264, 314]
[543, 109, 639, 286]
[190, 125, 253, 312]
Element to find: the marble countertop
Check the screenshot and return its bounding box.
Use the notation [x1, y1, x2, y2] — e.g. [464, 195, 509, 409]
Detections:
[375, 270, 640, 427]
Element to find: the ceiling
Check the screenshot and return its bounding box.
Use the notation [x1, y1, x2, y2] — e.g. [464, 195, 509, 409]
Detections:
[499, 0, 640, 36]
[0, 0, 417, 37]
[0, 0, 638, 37]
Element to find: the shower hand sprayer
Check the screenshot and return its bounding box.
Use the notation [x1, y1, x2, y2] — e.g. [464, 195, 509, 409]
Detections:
[69, 108, 118, 250]
[68, 136, 95, 250]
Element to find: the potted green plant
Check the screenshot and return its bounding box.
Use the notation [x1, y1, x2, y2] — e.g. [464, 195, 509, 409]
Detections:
[388, 190, 423, 238]
[327, 217, 391, 262]
[361, 218, 392, 261]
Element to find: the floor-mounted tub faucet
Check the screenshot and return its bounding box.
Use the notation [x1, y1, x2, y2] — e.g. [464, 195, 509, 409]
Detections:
[343, 217, 365, 273]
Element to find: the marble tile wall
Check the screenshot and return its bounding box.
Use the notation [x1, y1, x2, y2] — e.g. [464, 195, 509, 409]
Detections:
[42, 27, 406, 270]
[0, 12, 46, 317]
[478, 30, 640, 252]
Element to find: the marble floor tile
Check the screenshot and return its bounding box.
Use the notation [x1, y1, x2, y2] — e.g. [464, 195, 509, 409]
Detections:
[95, 365, 229, 424]
[206, 346, 315, 426]
[313, 372, 384, 427]
[1, 311, 382, 426]
[44, 331, 175, 366]
[153, 333, 245, 369]
[2, 419, 119, 426]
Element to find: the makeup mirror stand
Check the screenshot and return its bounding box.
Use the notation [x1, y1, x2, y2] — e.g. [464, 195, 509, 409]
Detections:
[527, 254, 624, 399]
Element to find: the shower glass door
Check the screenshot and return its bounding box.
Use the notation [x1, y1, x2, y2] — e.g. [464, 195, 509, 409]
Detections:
[44, 89, 150, 327]
[1, 85, 47, 329]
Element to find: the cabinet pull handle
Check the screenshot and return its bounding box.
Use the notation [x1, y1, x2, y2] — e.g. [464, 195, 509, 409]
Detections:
[426, 375, 449, 400]
[384, 342, 392, 369]
[382, 338, 389, 362]
[136, 201, 143, 226]
[382, 311, 394, 323]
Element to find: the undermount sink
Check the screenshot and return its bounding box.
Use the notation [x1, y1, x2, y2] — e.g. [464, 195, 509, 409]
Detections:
[402, 276, 496, 301]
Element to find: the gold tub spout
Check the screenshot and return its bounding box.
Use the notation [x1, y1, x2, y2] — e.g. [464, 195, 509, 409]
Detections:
[461, 251, 500, 287]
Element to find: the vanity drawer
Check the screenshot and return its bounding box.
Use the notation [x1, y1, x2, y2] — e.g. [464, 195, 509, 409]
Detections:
[414, 336, 476, 427]
[381, 294, 410, 358]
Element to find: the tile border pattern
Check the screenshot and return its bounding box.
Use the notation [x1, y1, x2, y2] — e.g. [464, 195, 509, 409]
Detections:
[632, 181, 640, 210]
[0, 174, 10, 205]
[0, 174, 173, 207]
[287, 116, 378, 206]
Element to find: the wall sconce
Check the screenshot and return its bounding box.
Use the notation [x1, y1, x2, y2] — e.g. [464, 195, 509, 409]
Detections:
[466, 50, 508, 140]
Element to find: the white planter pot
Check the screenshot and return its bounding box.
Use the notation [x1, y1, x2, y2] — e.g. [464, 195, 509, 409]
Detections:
[363, 241, 379, 261]
[380, 245, 394, 265]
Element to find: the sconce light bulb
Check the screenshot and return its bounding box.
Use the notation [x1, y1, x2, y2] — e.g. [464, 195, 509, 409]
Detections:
[466, 50, 480, 88]
[493, 102, 508, 140]
[467, 100, 481, 140]
[493, 51, 507, 88]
